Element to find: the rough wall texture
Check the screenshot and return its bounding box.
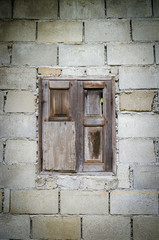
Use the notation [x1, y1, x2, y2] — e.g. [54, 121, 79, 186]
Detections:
[0, 0, 159, 239]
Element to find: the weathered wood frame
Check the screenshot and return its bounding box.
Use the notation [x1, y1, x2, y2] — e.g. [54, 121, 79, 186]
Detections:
[38, 77, 116, 174]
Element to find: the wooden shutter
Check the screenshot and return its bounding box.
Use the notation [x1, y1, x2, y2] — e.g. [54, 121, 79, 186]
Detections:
[39, 78, 113, 173]
[41, 80, 77, 172]
[77, 80, 112, 172]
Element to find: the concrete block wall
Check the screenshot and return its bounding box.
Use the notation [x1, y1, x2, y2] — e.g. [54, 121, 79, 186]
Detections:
[0, 0, 159, 239]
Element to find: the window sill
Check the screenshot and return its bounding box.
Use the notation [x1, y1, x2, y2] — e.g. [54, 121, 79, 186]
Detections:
[39, 171, 115, 177]
[36, 171, 118, 191]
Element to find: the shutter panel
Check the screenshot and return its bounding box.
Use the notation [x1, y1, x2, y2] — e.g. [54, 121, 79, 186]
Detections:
[43, 122, 76, 171]
[77, 80, 112, 172]
[42, 80, 77, 172]
[84, 82, 105, 171]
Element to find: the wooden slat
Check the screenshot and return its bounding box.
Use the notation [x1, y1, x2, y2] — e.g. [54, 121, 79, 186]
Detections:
[83, 117, 105, 126]
[38, 78, 42, 172]
[49, 81, 70, 89]
[43, 122, 76, 172]
[83, 163, 105, 172]
[69, 80, 77, 122]
[103, 80, 112, 172]
[112, 78, 116, 174]
[48, 116, 70, 121]
[42, 80, 50, 122]
[76, 81, 84, 171]
[83, 81, 105, 89]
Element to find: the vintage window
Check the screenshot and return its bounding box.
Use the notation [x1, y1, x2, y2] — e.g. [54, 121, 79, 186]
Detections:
[39, 77, 115, 173]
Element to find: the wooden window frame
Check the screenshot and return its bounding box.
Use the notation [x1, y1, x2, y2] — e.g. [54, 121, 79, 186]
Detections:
[38, 77, 116, 174]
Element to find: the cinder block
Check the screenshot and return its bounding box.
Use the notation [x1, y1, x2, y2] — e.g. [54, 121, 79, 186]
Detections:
[0, 115, 36, 138]
[3, 189, 10, 213]
[0, 215, 30, 239]
[38, 67, 61, 75]
[0, 141, 3, 162]
[156, 43, 159, 64]
[0, 91, 3, 113]
[87, 68, 110, 76]
[59, 45, 104, 66]
[5, 140, 36, 163]
[134, 217, 159, 240]
[11, 189, 58, 214]
[32, 216, 81, 239]
[83, 216, 130, 240]
[5, 91, 36, 112]
[85, 20, 130, 42]
[134, 165, 159, 189]
[120, 91, 155, 111]
[0, 44, 10, 65]
[81, 176, 118, 191]
[110, 190, 158, 214]
[60, 0, 105, 19]
[0, 0, 11, 19]
[153, 93, 159, 113]
[154, 0, 159, 17]
[12, 43, 57, 66]
[0, 67, 36, 90]
[119, 67, 159, 89]
[14, 0, 58, 19]
[119, 139, 156, 163]
[0, 190, 2, 212]
[107, 43, 153, 65]
[0, 164, 35, 188]
[107, 0, 152, 18]
[38, 22, 82, 43]
[117, 164, 130, 188]
[132, 20, 159, 41]
[118, 114, 159, 138]
[0, 21, 36, 41]
[61, 190, 108, 214]
[62, 67, 85, 76]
